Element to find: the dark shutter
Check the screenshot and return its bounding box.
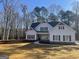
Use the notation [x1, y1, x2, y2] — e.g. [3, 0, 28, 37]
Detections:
[63, 26, 64, 29]
[53, 35, 54, 41]
[69, 35, 71, 41]
[59, 35, 60, 41]
[63, 35, 65, 41]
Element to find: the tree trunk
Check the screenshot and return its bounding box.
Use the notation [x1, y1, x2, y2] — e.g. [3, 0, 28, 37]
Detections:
[3, 28, 6, 40]
[7, 27, 10, 40]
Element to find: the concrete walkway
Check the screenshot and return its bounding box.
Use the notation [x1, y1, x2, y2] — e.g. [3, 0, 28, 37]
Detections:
[75, 41, 79, 44]
[0, 55, 8, 59]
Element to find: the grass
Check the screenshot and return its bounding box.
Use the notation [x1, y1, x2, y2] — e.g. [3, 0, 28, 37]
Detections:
[0, 43, 79, 59]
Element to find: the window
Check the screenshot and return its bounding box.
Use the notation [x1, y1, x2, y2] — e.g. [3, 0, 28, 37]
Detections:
[53, 35, 60, 41]
[59, 26, 61, 29]
[63, 35, 71, 42]
[63, 26, 64, 29]
[27, 35, 35, 40]
[59, 26, 64, 29]
[40, 27, 48, 31]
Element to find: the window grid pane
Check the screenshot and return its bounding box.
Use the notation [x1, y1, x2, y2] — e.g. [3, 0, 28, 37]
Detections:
[53, 35, 60, 41]
[63, 35, 71, 42]
[27, 35, 35, 40]
[40, 27, 48, 31]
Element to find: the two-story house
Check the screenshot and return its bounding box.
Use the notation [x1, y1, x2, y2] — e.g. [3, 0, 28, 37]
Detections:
[26, 21, 76, 44]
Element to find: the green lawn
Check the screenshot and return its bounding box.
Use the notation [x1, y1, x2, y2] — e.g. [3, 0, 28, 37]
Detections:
[0, 43, 79, 59]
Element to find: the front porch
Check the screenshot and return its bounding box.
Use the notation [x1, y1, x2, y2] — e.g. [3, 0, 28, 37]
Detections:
[37, 31, 50, 43]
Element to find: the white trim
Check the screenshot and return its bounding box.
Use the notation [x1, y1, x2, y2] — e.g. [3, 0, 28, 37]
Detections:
[57, 22, 76, 33]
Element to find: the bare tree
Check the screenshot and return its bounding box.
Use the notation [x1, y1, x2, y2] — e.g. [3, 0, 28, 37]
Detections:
[21, 5, 32, 27]
[48, 4, 62, 15]
[72, 0, 79, 40]
[0, 0, 20, 40]
[21, 4, 31, 39]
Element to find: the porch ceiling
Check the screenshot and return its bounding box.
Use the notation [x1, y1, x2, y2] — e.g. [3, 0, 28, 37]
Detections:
[37, 31, 49, 34]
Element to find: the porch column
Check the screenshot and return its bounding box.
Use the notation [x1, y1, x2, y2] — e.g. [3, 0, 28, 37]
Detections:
[35, 34, 37, 40]
[26, 34, 27, 40]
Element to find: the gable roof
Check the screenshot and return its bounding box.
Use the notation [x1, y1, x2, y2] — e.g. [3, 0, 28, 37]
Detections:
[31, 21, 70, 29]
[48, 21, 59, 27]
[31, 22, 40, 29]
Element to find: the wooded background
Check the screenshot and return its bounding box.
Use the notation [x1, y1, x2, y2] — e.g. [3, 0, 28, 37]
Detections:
[0, 0, 79, 40]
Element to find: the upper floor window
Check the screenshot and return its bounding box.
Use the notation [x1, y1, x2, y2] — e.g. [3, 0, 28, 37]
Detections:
[40, 27, 48, 31]
[59, 26, 64, 30]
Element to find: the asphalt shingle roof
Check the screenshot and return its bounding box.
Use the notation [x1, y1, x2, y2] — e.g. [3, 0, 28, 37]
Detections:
[31, 22, 40, 29]
[31, 21, 69, 29]
[48, 21, 59, 27]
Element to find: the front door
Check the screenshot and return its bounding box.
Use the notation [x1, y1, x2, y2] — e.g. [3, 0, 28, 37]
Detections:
[39, 34, 49, 41]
